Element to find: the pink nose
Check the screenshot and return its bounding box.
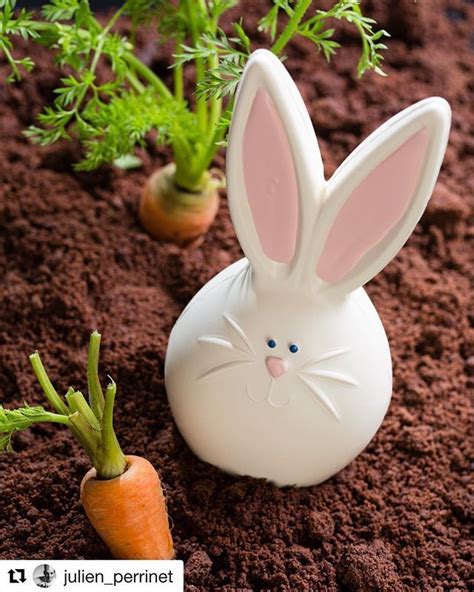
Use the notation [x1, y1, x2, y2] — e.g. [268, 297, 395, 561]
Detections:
[265, 356, 289, 379]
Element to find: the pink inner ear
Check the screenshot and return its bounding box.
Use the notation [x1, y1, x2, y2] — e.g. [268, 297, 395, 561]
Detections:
[243, 88, 298, 263]
[316, 128, 429, 283]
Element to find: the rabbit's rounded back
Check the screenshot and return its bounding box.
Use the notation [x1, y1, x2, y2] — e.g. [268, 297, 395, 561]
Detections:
[165, 50, 451, 486]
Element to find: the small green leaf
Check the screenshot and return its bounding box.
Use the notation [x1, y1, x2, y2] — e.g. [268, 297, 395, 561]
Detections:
[0, 0, 39, 81]
[297, 0, 389, 77]
[232, 21, 251, 54]
[0, 404, 70, 452]
[258, 0, 294, 41]
[42, 0, 82, 22]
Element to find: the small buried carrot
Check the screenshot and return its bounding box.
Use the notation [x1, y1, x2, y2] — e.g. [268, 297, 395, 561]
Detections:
[0, 331, 174, 560]
[139, 163, 221, 245]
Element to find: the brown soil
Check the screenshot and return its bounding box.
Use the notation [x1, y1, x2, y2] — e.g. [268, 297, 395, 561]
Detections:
[0, 1, 473, 590]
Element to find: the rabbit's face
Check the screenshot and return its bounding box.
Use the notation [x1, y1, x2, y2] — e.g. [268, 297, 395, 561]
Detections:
[195, 280, 361, 415]
[241, 326, 353, 413]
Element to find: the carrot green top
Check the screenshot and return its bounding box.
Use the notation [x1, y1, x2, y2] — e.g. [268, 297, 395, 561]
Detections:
[0, 331, 126, 480]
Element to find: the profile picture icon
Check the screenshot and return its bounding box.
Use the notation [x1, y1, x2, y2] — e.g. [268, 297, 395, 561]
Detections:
[33, 564, 56, 588]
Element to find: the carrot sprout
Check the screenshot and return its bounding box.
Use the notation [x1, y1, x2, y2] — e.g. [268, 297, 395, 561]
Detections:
[100, 380, 127, 480]
[1, 332, 126, 480]
[66, 391, 101, 431]
[87, 331, 105, 420]
[29, 352, 69, 415]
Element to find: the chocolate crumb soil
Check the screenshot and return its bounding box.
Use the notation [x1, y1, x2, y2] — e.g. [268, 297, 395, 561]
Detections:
[0, 1, 473, 590]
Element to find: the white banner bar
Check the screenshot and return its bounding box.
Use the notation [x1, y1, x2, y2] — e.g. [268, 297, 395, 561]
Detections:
[0, 560, 183, 591]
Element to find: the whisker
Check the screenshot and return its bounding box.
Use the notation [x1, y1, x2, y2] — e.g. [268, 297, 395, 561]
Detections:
[301, 369, 358, 386]
[223, 313, 256, 357]
[299, 375, 340, 420]
[300, 348, 349, 370]
[198, 358, 254, 380]
[197, 336, 253, 358]
[198, 336, 235, 350]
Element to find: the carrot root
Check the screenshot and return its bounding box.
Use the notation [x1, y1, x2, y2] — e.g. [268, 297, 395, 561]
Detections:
[139, 163, 220, 244]
[80, 455, 174, 560]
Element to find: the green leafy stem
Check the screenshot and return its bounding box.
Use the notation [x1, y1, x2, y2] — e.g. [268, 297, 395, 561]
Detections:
[0, 331, 126, 480]
[0, 0, 389, 192]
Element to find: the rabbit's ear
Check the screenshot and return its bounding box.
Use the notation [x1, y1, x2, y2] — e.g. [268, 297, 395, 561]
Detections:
[227, 50, 325, 278]
[313, 98, 451, 294]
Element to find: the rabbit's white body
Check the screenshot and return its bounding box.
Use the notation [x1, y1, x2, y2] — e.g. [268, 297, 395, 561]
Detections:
[166, 258, 392, 486]
[165, 50, 451, 487]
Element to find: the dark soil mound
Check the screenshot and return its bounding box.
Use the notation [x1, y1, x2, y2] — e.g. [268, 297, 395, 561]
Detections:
[0, 1, 472, 590]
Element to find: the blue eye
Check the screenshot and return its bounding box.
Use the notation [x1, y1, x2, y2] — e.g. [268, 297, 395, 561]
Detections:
[267, 339, 277, 349]
[289, 344, 299, 353]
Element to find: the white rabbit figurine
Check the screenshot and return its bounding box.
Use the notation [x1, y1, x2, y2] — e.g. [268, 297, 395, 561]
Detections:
[165, 50, 451, 487]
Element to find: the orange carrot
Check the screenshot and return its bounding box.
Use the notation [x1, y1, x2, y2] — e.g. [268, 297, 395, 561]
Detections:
[81, 455, 174, 560]
[139, 163, 220, 244]
[0, 331, 174, 560]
